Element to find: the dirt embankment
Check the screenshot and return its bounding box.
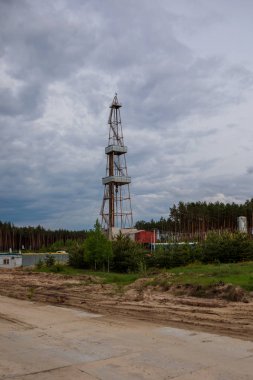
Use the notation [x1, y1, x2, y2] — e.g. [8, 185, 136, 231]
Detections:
[0, 269, 253, 341]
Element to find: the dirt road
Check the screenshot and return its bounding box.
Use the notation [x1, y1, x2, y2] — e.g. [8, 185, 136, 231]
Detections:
[0, 270, 253, 341]
[1, 295, 253, 379]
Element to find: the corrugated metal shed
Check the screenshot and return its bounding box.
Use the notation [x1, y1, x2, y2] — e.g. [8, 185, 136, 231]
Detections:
[135, 230, 157, 244]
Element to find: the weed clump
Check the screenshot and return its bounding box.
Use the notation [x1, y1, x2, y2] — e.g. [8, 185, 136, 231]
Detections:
[36, 259, 44, 269]
[45, 255, 55, 267]
[50, 263, 65, 273]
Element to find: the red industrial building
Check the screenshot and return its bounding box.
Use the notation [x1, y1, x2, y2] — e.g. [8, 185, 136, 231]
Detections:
[135, 230, 157, 244]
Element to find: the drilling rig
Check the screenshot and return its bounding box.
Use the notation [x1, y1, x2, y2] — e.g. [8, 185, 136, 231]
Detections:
[100, 94, 133, 239]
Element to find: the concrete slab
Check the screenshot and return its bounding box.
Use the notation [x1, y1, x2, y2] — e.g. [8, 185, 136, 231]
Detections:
[0, 295, 252, 379]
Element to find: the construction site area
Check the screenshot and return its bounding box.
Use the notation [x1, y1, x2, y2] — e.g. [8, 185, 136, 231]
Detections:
[1, 268, 253, 339]
[0, 269, 253, 379]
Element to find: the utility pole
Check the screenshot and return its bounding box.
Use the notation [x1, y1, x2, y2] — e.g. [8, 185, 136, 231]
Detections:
[100, 94, 133, 239]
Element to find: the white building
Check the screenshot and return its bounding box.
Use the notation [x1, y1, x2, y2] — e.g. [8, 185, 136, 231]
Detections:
[0, 254, 22, 269]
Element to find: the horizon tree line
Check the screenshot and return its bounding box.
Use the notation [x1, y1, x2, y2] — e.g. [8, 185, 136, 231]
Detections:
[135, 199, 253, 241]
[1, 198, 253, 251]
[0, 222, 86, 252]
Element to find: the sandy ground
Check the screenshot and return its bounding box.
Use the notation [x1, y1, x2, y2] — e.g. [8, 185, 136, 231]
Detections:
[1, 295, 253, 380]
[0, 270, 253, 342]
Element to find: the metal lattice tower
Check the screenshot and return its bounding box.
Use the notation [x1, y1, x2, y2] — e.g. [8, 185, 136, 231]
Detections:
[100, 94, 133, 236]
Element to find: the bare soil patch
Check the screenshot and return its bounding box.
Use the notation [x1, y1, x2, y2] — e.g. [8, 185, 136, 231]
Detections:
[0, 269, 253, 341]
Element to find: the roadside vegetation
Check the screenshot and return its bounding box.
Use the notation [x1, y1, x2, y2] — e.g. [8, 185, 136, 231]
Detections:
[147, 262, 253, 292]
[34, 265, 140, 286]
[34, 260, 253, 291]
[33, 222, 253, 293]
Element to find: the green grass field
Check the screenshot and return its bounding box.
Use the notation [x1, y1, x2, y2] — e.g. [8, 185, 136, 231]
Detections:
[154, 262, 253, 291]
[33, 261, 253, 291]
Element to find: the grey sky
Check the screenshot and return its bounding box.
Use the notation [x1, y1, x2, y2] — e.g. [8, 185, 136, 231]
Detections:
[1, 0, 253, 229]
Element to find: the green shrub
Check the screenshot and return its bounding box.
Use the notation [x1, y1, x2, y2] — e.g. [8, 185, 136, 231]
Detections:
[68, 245, 86, 268]
[202, 232, 253, 263]
[111, 233, 147, 273]
[50, 263, 65, 273]
[147, 243, 202, 269]
[44, 254, 55, 267]
[36, 259, 44, 269]
[84, 220, 112, 271]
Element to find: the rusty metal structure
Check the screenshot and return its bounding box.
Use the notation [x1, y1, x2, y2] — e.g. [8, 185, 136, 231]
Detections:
[100, 94, 133, 237]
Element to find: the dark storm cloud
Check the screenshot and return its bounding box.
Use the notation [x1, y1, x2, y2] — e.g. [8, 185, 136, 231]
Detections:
[0, 0, 253, 228]
[0, 82, 45, 117]
[247, 167, 253, 175]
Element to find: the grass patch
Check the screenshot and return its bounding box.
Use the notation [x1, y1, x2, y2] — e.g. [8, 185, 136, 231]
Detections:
[33, 265, 140, 286]
[160, 262, 253, 291]
[32, 262, 253, 291]
[95, 272, 140, 286]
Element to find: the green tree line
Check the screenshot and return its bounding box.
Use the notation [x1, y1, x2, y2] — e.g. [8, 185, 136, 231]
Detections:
[69, 226, 253, 273]
[0, 221, 86, 251]
[135, 199, 253, 240]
